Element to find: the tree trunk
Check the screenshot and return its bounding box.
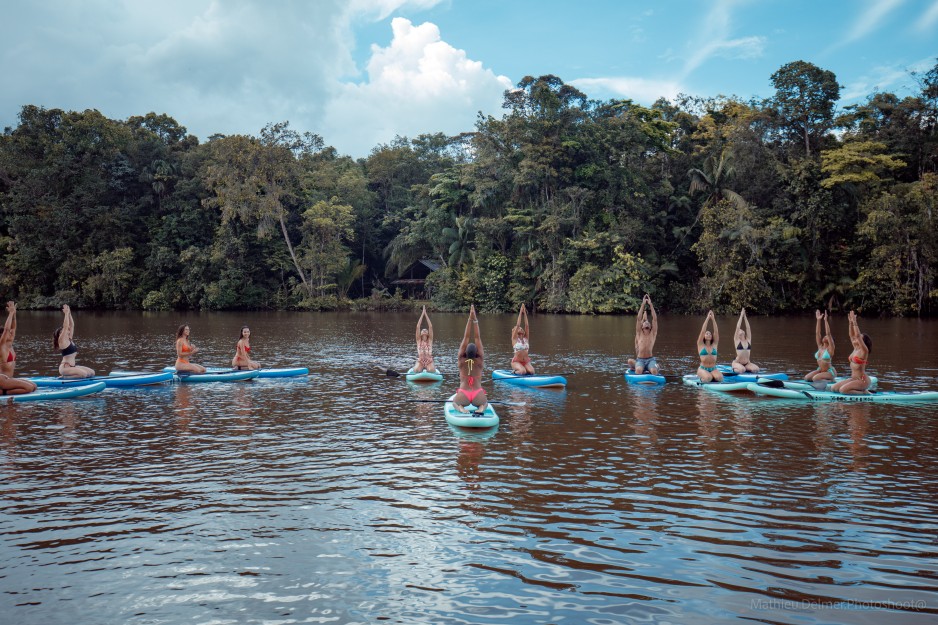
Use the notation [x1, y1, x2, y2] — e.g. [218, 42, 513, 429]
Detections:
[279, 214, 311, 295]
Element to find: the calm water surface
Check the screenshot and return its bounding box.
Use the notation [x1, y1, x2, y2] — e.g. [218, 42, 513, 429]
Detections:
[1, 311, 937, 624]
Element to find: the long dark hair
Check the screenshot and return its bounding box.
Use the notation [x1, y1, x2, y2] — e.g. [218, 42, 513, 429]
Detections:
[176, 324, 189, 339]
[861, 333, 873, 354]
[52, 327, 62, 350]
[239, 326, 250, 340]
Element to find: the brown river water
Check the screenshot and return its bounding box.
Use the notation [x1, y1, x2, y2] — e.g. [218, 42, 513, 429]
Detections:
[1, 311, 937, 624]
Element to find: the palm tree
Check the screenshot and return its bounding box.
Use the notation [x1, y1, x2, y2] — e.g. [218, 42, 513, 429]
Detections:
[442, 216, 476, 267]
[687, 148, 748, 211]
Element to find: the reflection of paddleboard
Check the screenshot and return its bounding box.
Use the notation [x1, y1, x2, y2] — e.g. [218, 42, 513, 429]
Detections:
[682, 377, 752, 392]
[491, 370, 566, 388]
[172, 370, 260, 383]
[28, 371, 173, 388]
[758, 376, 878, 390]
[624, 369, 666, 385]
[747, 383, 938, 403]
[405, 368, 443, 382]
[163, 366, 307, 378]
[443, 394, 499, 428]
[6, 381, 106, 403]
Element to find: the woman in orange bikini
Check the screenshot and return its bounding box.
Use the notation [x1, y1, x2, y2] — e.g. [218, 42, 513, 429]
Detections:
[831, 310, 871, 395]
[453, 305, 487, 414]
[175, 324, 206, 374]
[0, 301, 37, 395]
[232, 326, 260, 370]
[413, 306, 436, 373]
[696, 310, 723, 383]
[54, 304, 95, 378]
[510, 303, 535, 375]
[805, 310, 836, 382]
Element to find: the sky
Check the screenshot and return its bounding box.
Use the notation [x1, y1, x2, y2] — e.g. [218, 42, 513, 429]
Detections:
[2, 0, 936, 158]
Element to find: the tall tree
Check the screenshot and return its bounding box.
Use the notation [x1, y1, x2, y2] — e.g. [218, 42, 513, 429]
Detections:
[770, 61, 841, 157]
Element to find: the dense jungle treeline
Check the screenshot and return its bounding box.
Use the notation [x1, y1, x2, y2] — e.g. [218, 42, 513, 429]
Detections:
[1, 60, 937, 315]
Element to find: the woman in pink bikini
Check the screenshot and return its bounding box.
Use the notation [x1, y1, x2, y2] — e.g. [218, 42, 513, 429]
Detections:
[453, 305, 487, 414]
[830, 311, 871, 395]
[0, 301, 37, 395]
[232, 326, 260, 370]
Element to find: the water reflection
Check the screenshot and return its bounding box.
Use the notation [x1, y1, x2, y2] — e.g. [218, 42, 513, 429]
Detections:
[1, 312, 937, 625]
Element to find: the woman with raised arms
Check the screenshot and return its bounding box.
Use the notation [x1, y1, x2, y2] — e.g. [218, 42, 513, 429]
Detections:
[730, 308, 759, 374]
[830, 311, 872, 395]
[54, 304, 95, 378]
[510, 303, 534, 375]
[412, 306, 436, 374]
[453, 305, 487, 414]
[696, 310, 723, 383]
[805, 310, 836, 382]
[0, 301, 37, 395]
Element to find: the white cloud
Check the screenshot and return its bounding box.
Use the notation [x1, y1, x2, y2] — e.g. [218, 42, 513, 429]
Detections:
[844, 0, 904, 43]
[919, 0, 938, 31]
[2, 1, 479, 156]
[569, 77, 682, 104]
[680, 0, 764, 78]
[323, 18, 512, 155]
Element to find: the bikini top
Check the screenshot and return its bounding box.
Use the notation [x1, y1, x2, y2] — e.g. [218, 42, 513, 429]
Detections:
[513, 337, 529, 352]
[736, 341, 750, 350]
[699, 347, 717, 356]
[815, 349, 831, 361]
[61, 342, 78, 357]
[5, 349, 13, 362]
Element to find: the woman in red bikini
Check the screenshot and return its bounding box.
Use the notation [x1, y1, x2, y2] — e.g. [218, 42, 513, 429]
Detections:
[453, 305, 487, 414]
[510, 303, 535, 375]
[54, 304, 95, 378]
[413, 306, 436, 373]
[175, 324, 206, 374]
[232, 326, 260, 370]
[0, 301, 37, 395]
[830, 310, 871, 394]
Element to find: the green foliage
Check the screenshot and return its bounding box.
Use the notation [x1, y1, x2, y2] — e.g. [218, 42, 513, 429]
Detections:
[2, 62, 938, 315]
[567, 247, 649, 313]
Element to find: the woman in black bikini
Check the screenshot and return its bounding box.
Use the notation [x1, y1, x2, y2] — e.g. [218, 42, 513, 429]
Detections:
[453, 305, 487, 414]
[0, 301, 37, 395]
[731, 308, 759, 373]
[54, 304, 95, 378]
[831, 310, 871, 395]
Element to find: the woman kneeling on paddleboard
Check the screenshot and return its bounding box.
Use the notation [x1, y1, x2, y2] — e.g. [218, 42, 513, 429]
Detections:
[510, 303, 535, 375]
[731, 308, 759, 374]
[413, 306, 436, 373]
[0, 301, 36, 395]
[806, 310, 836, 382]
[54, 304, 95, 378]
[232, 326, 261, 370]
[175, 324, 206, 374]
[453, 305, 487, 414]
[830, 311, 871, 395]
[696, 310, 723, 383]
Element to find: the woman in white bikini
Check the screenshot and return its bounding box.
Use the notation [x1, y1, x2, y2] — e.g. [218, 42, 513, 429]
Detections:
[510, 303, 534, 375]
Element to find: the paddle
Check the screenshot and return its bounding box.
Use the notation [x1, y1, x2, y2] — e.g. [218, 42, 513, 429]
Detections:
[407, 399, 527, 406]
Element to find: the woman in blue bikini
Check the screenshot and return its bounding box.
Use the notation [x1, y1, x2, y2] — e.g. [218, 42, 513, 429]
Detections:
[805, 310, 836, 382]
[696, 310, 723, 383]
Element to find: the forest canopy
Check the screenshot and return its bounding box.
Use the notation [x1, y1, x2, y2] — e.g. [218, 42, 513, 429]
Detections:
[2, 60, 937, 316]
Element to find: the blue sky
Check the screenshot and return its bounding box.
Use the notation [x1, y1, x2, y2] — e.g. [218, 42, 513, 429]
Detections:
[2, 0, 936, 157]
